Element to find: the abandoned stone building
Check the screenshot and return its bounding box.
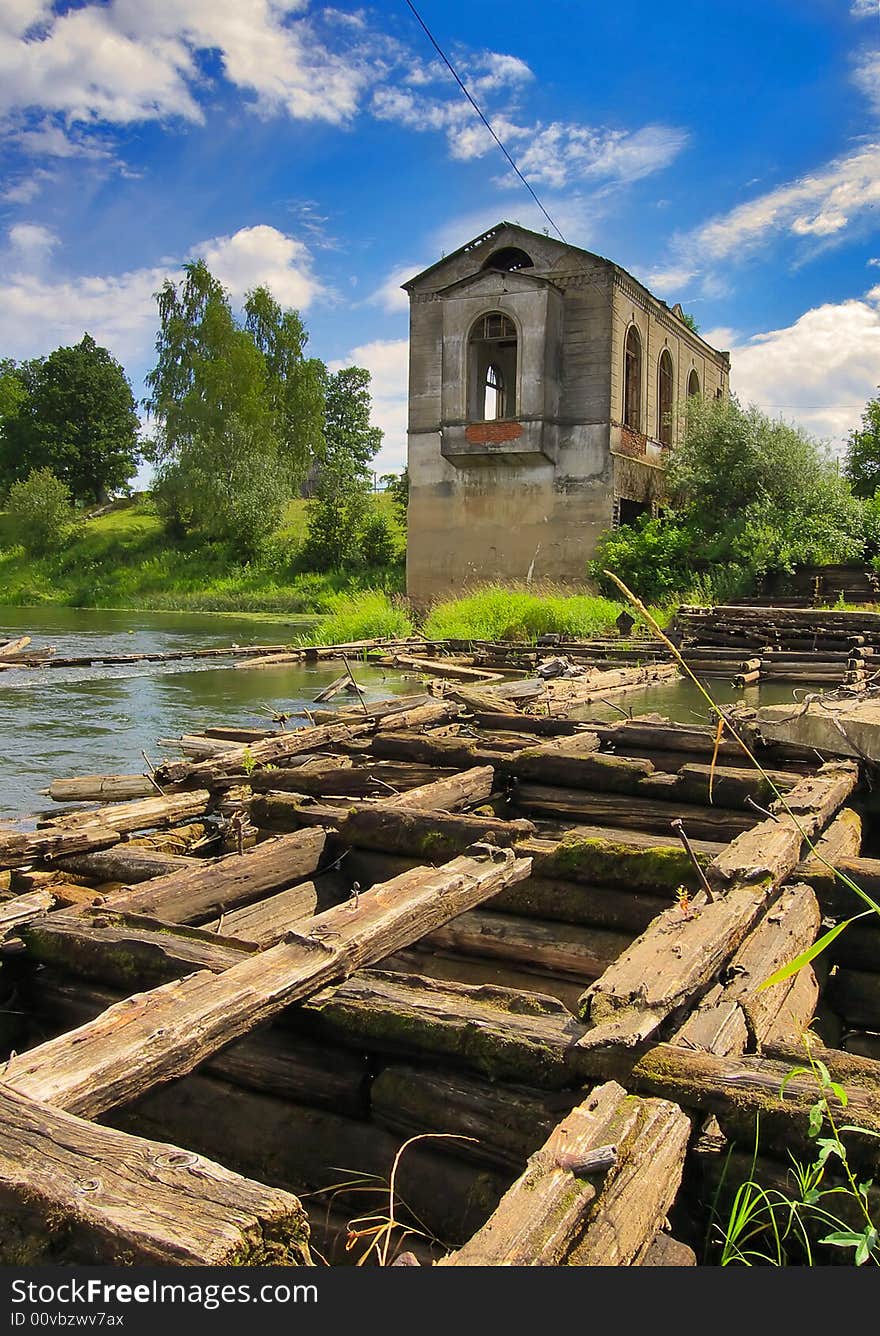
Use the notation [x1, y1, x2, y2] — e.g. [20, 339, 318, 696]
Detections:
[403, 221, 730, 601]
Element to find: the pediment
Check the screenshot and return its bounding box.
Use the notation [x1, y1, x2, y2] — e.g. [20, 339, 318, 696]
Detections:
[435, 267, 560, 300]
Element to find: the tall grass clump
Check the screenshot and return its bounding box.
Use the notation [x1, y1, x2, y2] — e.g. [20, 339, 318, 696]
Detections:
[421, 584, 627, 643]
[301, 590, 414, 646]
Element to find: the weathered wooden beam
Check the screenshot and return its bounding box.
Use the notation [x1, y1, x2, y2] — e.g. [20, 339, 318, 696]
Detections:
[99, 827, 328, 924]
[381, 764, 495, 812]
[252, 795, 535, 861]
[44, 775, 157, 803]
[0, 1085, 311, 1265]
[516, 829, 724, 894]
[440, 1081, 690, 1266]
[4, 846, 532, 1117]
[418, 910, 631, 980]
[53, 846, 202, 884]
[671, 883, 821, 1054]
[513, 784, 756, 841]
[155, 719, 376, 788]
[574, 763, 858, 1049]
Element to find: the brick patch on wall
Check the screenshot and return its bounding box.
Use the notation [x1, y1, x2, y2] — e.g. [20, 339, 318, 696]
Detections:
[465, 420, 524, 445]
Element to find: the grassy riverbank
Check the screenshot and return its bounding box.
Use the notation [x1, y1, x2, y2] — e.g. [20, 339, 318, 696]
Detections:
[0, 495, 404, 614]
[0, 495, 674, 639]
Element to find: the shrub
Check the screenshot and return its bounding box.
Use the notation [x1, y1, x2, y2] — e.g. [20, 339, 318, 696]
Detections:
[422, 584, 626, 642]
[303, 589, 414, 645]
[359, 511, 399, 568]
[6, 467, 76, 555]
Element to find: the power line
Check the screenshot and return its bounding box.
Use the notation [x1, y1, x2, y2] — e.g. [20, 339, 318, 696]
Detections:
[402, 0, 566, 244]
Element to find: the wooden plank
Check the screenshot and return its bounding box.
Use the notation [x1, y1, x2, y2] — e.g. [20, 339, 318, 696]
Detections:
[4, 846, 533, 1117]
[417, 910, 631, 980]
[575, 763, 858, 1049]
[0, 1084, 310, 1265]
[155, 719, 376, 788]
[99, 827, 327, 924]
[513, 785, 756, 842]
[441, 1081, 690, 1266]
[381, 764, 495, 812]
[672, 883, 821, 1054]
[45, 776, 157, 803]
[252, 795, 535, 860]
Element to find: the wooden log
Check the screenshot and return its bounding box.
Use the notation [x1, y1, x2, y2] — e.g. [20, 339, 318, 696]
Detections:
[673, 762, 799, 808]
[371, 1063, 579, 1174]
[18, 909, 254, 990]
[759, 961, 820, 1047]
[24, 972, 368, 1117]
[392, 653, 503, 683]
[155, 719, 376, 788]
[252, 795, 535, 861]
[381, 764, 495, 812]
[639, 1233, 697, 1266]
[0, 635, 31, 658]
[200, 877, 338, 945]
[0, 822, 122, 869]
[0, 888, 55, 941]
[44, 775, 157, 803]
[99, 827, 327, 924]
[36, 790, 212, 835]
[112, 1072, 508, 1249]
[517, 828, 724, 893]
[370, 729, 510, 768]
[671, 883, 822, 1054]
[796, 854, 880, 918]
[512, 747, 652, 792]
[373, 700, 461, 731]
[580, 1042, 880, 1171]
[489, 875, 668, 935]
[4, 846, 533, 1117]
[575, 764, 858, 1049]
[0, 1084, 310, 1266]
[733, 671, 761, 687]
[416, 910, 631, 980]
[708, 761, 859, 892]
[513, 785, 755, 842]
[53, 846, 202, 884]
[441, 1081, 690, 1266]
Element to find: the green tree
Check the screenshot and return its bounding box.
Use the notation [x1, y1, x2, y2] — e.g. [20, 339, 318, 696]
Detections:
[6, 467, 76, 554]
[591, 395, 863, 600]
[0, 336, 140, 504]
[381, 468, 409, 527]
[843, 390, 880, 499]
[301, 366, 383, 570]
[144, 261, 321, 545]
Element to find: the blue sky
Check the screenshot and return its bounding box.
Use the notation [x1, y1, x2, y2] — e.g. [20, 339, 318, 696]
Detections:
[1, 0, 879, 475]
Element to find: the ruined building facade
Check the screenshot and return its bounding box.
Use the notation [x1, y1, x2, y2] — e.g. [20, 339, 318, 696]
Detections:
[404, 222, 730, 601]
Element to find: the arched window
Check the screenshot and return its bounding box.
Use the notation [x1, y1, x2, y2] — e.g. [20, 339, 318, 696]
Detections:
[687, 368, 700, 398]
[481, 247, 533, 272]
[623, 325, 642, 431]
[658, 349, 674, 446]
[469, 312, 517, 421]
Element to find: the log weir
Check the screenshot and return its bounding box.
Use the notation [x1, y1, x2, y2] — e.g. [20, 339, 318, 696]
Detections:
[5, 624, 880, 1267]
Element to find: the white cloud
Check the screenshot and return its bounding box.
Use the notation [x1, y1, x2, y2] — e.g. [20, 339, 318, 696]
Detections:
[368, 262, 426, 313]
[688, 142, 880, 261]
[0, 0, 377, 128]
[197, 225, 321, 309]
[371, 53, 685, 189]
[647, 265, 698, 295]
[7, 220, 58, 262]
[329, 337, 409, 472]
[726, 287, 880, 448]
[851, 0, 877, 17]
[854, 49, 880, 116]
[0, 223, 322, 369]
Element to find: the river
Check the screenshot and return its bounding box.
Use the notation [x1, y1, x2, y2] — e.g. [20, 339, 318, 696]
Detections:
[0, 606, 809, 822]
[0, 606, 417, 820]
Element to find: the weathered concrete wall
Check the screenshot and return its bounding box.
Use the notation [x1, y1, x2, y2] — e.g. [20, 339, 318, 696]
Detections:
[405, 223, 729, 602]
[406, 424, 613, 601]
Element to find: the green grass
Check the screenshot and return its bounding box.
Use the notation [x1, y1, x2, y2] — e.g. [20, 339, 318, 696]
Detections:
[421, 583, 652, 642]
[300, 590, 415, 645]
[0, 494, 405, 613]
